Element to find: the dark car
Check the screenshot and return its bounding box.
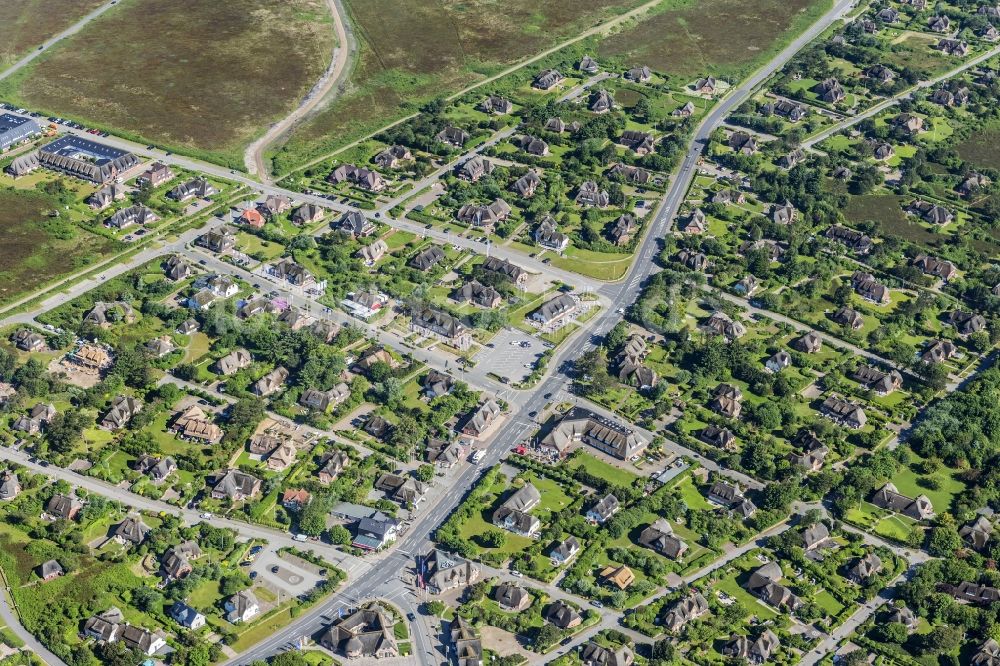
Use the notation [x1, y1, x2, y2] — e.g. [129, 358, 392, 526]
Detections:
[528, 411, 537, 418]
[406, 612, 416, 621]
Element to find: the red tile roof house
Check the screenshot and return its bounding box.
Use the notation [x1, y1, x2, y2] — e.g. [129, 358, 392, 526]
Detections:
[240, 208, 266, 229]
[282, 489, 312, 511]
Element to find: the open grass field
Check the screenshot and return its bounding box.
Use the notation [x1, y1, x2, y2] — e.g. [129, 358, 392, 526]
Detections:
[957, 123, 1000, 170]
[716, 573, 778, 620]
[269, 0, 651, 173]
[0, 0, 335, 168]
[844, 193, 943, 247]
[0, 188, 117, 307]
[598, 0, 830, 81]
[891, 455, 965, 515]
[568, 452, 641, 487]
[0, 0, 106, 71]
[551, 247, 634, 280]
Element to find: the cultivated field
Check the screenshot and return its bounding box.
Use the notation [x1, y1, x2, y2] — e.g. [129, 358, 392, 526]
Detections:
[269, 0, 651, 173]
[0, 0, 336, 168]
[598, 0, 829, 81]
[0, 188, 117, 307]
[0, 0, 105, 71]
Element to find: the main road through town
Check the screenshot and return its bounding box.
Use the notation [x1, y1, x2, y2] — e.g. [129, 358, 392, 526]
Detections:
[224, 0, 860, 662]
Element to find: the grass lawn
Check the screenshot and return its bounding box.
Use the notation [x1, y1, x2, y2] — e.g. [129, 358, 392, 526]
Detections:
[567, 452, 640, 488]
[230, 606, 296, 652]
[541, 323, 580, 346]
[716, 573, 777, 620]
[891, 455, 965, 514]
[141, 409, 190, 456]
[457, 501, 534, 559]
[300, 651, 334, 666]
[237, 232, 286, 261]
[188, 578, 224, 610]
[874, 514, 916, 542]
[675, 476, 713, 511]
[521, 473, 573, 521]
[813, 589, 846, 617]
[385, 230, 417, 250]
[184, 332, 212, 363]
[551, 248, 633, 281]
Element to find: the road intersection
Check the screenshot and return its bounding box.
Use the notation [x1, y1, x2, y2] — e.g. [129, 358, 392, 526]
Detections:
[0, 0, 965, 662]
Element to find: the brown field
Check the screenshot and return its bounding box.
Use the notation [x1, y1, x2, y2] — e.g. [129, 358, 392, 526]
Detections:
[598, 0, 826, 80]
[0, 188, 117, 307]
[845, 193, 934, 242]
[0, 0, 335, 168]
[270, 0, 650, 173]
[957, 123, 1000, 170]
[0, 0, 106, 70]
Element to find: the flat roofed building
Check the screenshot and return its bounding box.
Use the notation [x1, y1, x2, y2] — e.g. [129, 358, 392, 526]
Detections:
[0, 113, 41, 151]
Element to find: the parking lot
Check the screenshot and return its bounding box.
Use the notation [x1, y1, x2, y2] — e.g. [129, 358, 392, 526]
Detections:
[474, 328, 547, 383]
[248, 548, 324, 600]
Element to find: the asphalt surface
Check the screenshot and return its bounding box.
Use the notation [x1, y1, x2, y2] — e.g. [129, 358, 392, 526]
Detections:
[0, 585, 66, 666]
[225, 2, 862, 663]
[803, 41, 1000, 148]
[0, 1, 119, 83]
[0, 0, 926, 661]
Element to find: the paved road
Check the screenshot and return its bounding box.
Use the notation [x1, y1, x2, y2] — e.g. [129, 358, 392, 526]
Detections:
[223, 411, 542, 664]
[0, 0, 119, 82]
[0, 584, 67, 666]
[708, 285, 921, 379]
[548, 518, 796, 662]
[0, 448, 370, 579]
[605, 0, 858, 302]
[244, 0, 356, 181]
[223, 1, 862, 661]
[799, 564, 916, 666]
[803, 42, 1000, 148]
[283, 0, 665, 178]
[0, 218, 227, 326]
[0, 0, 941, 661]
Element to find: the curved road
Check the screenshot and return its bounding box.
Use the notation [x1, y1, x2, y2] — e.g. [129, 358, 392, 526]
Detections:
[225, 1, 860, 664]
[0, 586, 67, 666]
[0, 0, 863, 661]
[244, 0, 357, 182]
